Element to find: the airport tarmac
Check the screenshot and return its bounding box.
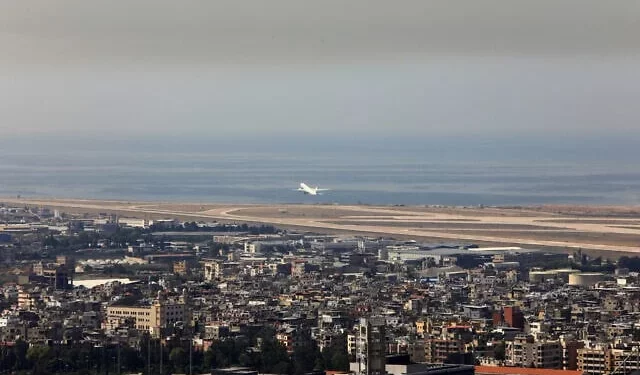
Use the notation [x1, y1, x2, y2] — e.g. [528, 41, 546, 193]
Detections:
[2, 198, 640, 255]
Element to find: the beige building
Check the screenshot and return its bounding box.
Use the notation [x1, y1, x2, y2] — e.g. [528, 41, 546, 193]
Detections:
[105, 299, 188, 336]
[212, 235, 243, 245]
[577, 347, 608, 375]
[608, 348, 640, 375]
[576, 347, 640, 375]
[18, 289, 40, 311]
[203, 260, 239, 281]
[173, 260, 189, 276]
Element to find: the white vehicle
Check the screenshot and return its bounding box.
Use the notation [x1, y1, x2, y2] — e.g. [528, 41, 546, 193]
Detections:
[297, 182, 330, 196]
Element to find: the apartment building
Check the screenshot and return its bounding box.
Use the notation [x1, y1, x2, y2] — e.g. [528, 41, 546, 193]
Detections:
[351, 317, 387, 375]
[508, 335, 563, 369]
[608, 348, 640, 375]
[105, 299, 187, 336]
[577, 347, 608, 375]
[425, 338, 464, 364]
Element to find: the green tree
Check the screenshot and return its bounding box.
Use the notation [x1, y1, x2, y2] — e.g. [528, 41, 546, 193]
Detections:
[257, 338, 290, 373]
[203, 348, 217, 370]
[26, 345, 51, 363]
[170, 347, 187, 373]
[292, 330, 321, 375]
[26, 345, 52, 374]
[322, 333, 349, 371]
[331, 352, 349, 371]
[12, 339, 28, 371]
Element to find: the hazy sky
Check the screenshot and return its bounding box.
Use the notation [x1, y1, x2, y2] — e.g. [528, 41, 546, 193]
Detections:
[1, 0, 639, 139]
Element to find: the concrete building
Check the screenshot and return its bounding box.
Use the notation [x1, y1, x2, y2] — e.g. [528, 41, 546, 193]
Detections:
[495, 306, 525, 330]
[577, 347, 608, 375]
[561, 338, 584, 370]
[387, 362, 473, 375]
[117, 217, 149, 228]
[352, 317, 387, 375]
[568, 273, 606, 287]
[508, 336, 563, 369]
[203, 260, 240, 281]
[105, 298, 187, 336]
[608, 348, 640, 375]
[425, 338, 464, 363]
[529, 269, 580, 283]
[17, 288, 40, 310]
[173, 260, 190, 276]
[475, 366, 583, 375]
[462, 305, 492, 320]
[244, 242, 260, 253]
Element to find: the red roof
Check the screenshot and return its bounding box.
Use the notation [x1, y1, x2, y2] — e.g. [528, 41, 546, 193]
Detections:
[475, 366, 583, 375]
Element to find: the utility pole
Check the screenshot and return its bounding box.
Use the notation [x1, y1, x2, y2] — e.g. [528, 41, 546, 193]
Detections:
[159, 339, 163, 375]
[189, 331, 193, 375]
[147, 335, 151, 375]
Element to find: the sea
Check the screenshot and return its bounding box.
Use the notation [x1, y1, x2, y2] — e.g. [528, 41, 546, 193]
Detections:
[1, 135, 639, 206]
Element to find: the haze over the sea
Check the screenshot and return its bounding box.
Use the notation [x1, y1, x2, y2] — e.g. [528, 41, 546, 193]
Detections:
[1, 1, 639, 205]
[1, 135, 639, 206]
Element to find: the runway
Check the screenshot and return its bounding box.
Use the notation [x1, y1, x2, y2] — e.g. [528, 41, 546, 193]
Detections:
[2, 198, 640, 254]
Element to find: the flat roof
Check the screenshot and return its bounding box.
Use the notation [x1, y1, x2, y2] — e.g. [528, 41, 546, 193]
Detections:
[475, 366, 583, 375]
[74, 278, 138, 288]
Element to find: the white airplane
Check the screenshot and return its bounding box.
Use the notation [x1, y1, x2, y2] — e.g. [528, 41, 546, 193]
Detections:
[297, 182, 330, 196]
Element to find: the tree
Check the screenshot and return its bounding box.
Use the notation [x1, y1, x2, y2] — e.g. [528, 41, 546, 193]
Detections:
[257, 338, 290, 373]
[330, 352, 349, 371]
[26, 345, 52, 374]
[292, 337, 321, 375]
[322, 333, 349, 371]
[26, 345, 51, 363]
[204, 348, 217, 370]
[12, 339, 28, 371]
[169, 347, 187, 373]
[618, 256, 640, 272]
[456, 254, 485, 269]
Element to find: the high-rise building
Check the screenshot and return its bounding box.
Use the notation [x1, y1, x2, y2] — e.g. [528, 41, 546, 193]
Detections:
[560, 337, 584, 370]
[352, 317, 387, 375]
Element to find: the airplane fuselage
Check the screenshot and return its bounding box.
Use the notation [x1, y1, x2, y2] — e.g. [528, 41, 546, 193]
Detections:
[298, 183, 319, 195]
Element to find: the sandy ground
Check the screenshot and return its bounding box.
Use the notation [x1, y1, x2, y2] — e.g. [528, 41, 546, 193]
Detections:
[2, 198, 640, 254]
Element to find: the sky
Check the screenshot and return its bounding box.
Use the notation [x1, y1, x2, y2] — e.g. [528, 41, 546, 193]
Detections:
[1, 0, 639, 141]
